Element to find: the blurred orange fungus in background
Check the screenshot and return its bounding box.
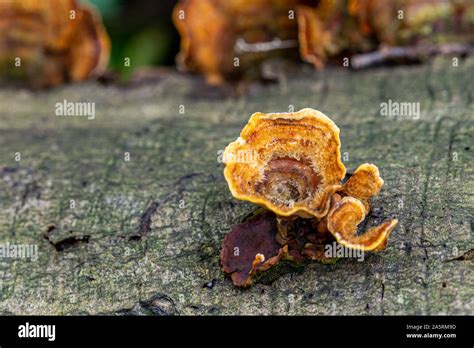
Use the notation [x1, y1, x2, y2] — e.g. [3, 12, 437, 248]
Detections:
[173, 0, 474, 84]
[0, 0, 110, 88]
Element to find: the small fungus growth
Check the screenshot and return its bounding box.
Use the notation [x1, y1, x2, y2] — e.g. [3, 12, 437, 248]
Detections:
[221, 108, 398, 287]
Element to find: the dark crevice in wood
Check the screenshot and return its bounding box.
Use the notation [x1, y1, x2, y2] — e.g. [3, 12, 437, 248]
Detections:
[43, 233, 90, 252]
[131, 201, 160, 240]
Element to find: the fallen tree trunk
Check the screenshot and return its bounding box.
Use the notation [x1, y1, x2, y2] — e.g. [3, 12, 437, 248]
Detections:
[0, 57, 472, 315]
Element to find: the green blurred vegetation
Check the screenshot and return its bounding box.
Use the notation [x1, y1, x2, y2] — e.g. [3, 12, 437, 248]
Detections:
[89, 0, 179, 79]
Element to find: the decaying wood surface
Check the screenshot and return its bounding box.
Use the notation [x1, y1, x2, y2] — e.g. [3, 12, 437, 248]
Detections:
[0, 57, 472, 315]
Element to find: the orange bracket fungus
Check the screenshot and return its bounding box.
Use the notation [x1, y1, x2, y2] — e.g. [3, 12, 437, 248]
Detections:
[174, 0, 474, 84]
[0, 0, 110, 88]
[220, 108, 398, 287]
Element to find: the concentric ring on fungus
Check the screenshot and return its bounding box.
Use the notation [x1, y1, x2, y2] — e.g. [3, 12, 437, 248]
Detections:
[223, 108, 346, 219]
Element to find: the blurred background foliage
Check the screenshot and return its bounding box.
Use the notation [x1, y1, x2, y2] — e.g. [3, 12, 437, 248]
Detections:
[89, 0, 180, 79]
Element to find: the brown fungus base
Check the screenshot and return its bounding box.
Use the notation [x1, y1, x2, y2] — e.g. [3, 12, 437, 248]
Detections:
[220, 210, 337, 288]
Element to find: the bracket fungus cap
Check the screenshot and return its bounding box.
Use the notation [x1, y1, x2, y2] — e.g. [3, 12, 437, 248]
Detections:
[223, 108, 346, 218]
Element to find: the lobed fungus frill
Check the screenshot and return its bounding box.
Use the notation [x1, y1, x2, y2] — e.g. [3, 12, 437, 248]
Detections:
[327, 196, 398, 251]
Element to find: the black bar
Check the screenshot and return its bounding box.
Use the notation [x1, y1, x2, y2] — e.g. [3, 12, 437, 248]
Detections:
[0, 316, 472, 346]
